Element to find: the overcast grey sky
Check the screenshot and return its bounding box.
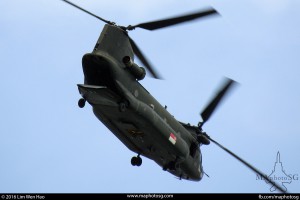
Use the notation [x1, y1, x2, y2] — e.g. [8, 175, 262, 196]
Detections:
[1, 0, 299, 193]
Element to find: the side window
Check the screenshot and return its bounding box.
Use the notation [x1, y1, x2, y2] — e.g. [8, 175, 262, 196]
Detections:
[189, 142, 198, 158]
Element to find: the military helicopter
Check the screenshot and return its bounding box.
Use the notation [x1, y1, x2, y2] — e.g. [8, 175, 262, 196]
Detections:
[62, 0, 285, 192]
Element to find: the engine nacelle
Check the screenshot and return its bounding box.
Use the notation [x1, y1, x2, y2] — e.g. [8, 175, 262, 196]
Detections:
[123, 56, 146, 80]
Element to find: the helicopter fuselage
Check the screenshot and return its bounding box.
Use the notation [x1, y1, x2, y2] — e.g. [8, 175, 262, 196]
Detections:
[62, 0, 286, 192]
[78, 24, 203, 181]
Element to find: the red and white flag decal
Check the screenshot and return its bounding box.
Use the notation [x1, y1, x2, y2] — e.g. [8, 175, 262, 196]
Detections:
[169, 133, 177, 145]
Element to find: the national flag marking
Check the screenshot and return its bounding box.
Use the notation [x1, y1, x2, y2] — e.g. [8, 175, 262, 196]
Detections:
[169, 133, 177, 145]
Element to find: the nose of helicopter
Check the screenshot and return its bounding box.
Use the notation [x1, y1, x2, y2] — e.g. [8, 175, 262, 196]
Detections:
[179, 157, 204, 181]
[189, 165, 204, 181]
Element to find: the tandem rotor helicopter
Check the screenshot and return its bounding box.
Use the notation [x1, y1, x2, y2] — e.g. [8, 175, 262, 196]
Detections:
[62, 0, 285, 192]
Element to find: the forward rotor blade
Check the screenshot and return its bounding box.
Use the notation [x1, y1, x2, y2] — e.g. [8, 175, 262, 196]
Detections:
[208, 136, 287, 193]
[201, 78, 236, 124]
[61, 0, 113, 25]
[128, 8, 218, 31]
[129, 37, 162, 79]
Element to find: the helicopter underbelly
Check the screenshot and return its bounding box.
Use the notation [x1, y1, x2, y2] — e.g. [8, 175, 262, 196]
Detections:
[77, 84, 202, 181]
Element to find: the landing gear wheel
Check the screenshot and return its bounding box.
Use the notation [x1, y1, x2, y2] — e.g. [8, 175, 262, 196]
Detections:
[131, 156, 142, 166]
[162, 166, 168, 171]
[131, 157, 138, 166]
[78, 98, 86, 108]
[136, 156, 142, 166]
[119, 100, 129, 112]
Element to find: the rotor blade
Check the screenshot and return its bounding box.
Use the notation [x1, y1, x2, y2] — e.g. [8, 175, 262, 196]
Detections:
[207, 136, 287, 193]
[61, 0, 113, 25]
[129, 37, 162, 79]
[128, 8, 218, 31]
[201, 78, 236, 124]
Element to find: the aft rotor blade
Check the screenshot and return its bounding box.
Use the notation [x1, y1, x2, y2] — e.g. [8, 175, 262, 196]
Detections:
[129, 37, 162, 79]
[61, 0, 113, 25]
[208, 136, 287, 193]
[128, 8, 218, 31]
[201, 78, 236, 124]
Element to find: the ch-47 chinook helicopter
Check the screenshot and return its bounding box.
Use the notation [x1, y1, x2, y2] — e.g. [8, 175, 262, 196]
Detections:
[62, 0, 286, 192]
